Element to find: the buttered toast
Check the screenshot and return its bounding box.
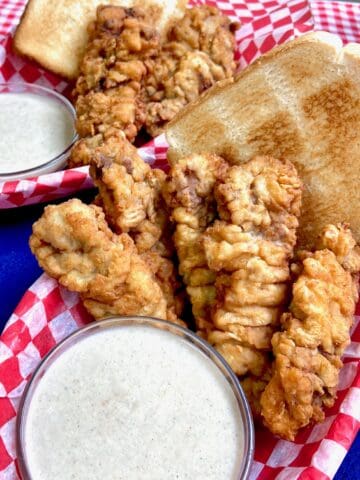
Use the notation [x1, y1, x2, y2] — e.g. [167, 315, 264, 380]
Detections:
[166, 32, 360, 247]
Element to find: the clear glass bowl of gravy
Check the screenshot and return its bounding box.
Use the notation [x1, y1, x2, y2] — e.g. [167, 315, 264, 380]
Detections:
[0, 82, 77, 181]
[17, 316, 254, 480]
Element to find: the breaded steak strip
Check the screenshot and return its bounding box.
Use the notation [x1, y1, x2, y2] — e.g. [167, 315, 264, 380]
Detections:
[73, 5, 160, 143]
[167, 5, 238, 76]
[203, 157, 302, 377]
[260, 224, 360, 440]
[70, 131, 183, 321]
[29, 199, 184, 325]
[162, 153, 228, 331]
[70, 5, 238, 162]
[144, 5, 238, 137]
[71, 131, 171, 256]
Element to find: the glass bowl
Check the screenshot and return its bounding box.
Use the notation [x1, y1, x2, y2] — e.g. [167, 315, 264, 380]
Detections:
[0, 82, 77, 181]
[17, 316, 254, 480]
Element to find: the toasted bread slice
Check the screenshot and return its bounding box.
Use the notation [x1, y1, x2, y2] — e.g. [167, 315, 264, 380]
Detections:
[13, 0, 187, 80]
[166, 32, 360, 247]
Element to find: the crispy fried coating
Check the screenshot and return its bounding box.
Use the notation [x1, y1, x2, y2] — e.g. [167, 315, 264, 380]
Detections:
[241, 373, 272, 419]
[203, 157, 302, 377]
[167, 5, 239, 76]
[70, 5, 238, 155]
[75, 6, 159, 96]
[74, 5, 160, 143]
[71, 131, 171, 256]
[29, 199, 176, 321]
[69, 131, 183, 319]
[260, 224, 360, 440]
[144, 49, 230, 137]
[141, 250, 184, 324]
[162, 153, 228, 330]
[75, 88, 145, 141]
[315, 223, 360, 275]
[144, 6, 238, 136]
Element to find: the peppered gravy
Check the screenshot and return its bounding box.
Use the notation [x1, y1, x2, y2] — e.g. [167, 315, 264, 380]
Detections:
[0, 92, 74, 174]
[23, 324, 244, 480]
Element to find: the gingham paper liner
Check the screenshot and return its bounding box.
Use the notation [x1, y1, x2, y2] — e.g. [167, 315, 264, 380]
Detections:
[0, 0, 313, 208]
[0, 0, 360, 479]
[0, 275, 359, 480]
[311, 1, 360, 43]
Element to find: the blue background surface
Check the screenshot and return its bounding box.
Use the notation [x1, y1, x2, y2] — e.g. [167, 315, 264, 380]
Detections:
[0, 197, 359, 478]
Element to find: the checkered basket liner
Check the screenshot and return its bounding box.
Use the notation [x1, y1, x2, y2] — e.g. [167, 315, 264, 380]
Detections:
[0, 274, 359, 480]
[1, 1, 360, 479]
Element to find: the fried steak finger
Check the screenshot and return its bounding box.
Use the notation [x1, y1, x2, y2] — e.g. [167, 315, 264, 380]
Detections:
[143, 5, 239, 136]
[72, 131, 170, 254]
[29, 199, 182, 324]
[73, 5, 160, 144]
[203, 156, 302, 378]
[70, 5, 238, 149]
[260, 224, 360, 440]
[70, 131, 184, 322]
[162, 153, 228, 331]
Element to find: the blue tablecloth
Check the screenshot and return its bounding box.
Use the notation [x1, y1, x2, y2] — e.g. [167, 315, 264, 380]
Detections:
[0, 197, 359, 479]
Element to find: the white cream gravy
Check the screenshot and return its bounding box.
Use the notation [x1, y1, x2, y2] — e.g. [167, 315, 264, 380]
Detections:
[0, 92, 74, 174]
[24, 324, 244, 480]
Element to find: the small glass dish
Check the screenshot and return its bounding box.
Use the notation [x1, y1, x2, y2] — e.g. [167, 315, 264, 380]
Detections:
[0, 82, 77, 181]
[17, 316, 254, 480]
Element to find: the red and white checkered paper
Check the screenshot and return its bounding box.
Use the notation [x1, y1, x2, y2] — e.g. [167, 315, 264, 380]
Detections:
[1, 282, 360, 480]
[0, 1, 360, 479]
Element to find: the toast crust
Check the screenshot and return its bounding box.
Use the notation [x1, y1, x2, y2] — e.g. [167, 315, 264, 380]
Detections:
[166, 32, 360, 247]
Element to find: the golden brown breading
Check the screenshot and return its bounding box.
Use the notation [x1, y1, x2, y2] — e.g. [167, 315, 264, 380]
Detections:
[69, 132, 115, 168]
[260, 224, 360, 440]
[70, 131, 172, 257]
[75, 6, 159, 96]
[144, 6, 238, 136]
[69, 132, 184, 320]
[144, 49, 230, 137]
[241, 373, 272, 419]
[88, 133, 163, 242]
[316, 223, 360, 275]
[74, 5, 160, 143]
[162, 153, 228, 331]
[29, 199, 180, 322]
[167, 5, 239, 76]
[203, 157, 302, 377]
[141, 250, 184, 324]
[70, 5, 238, 155]
[75, 88, 145, 141]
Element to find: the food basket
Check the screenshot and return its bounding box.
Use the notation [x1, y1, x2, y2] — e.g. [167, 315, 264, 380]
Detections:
[0, 1, 360, 479]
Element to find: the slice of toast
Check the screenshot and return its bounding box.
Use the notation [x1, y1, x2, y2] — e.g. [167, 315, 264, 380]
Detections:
[13, 0, 187, 80]
[166, 32, 360, 248]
